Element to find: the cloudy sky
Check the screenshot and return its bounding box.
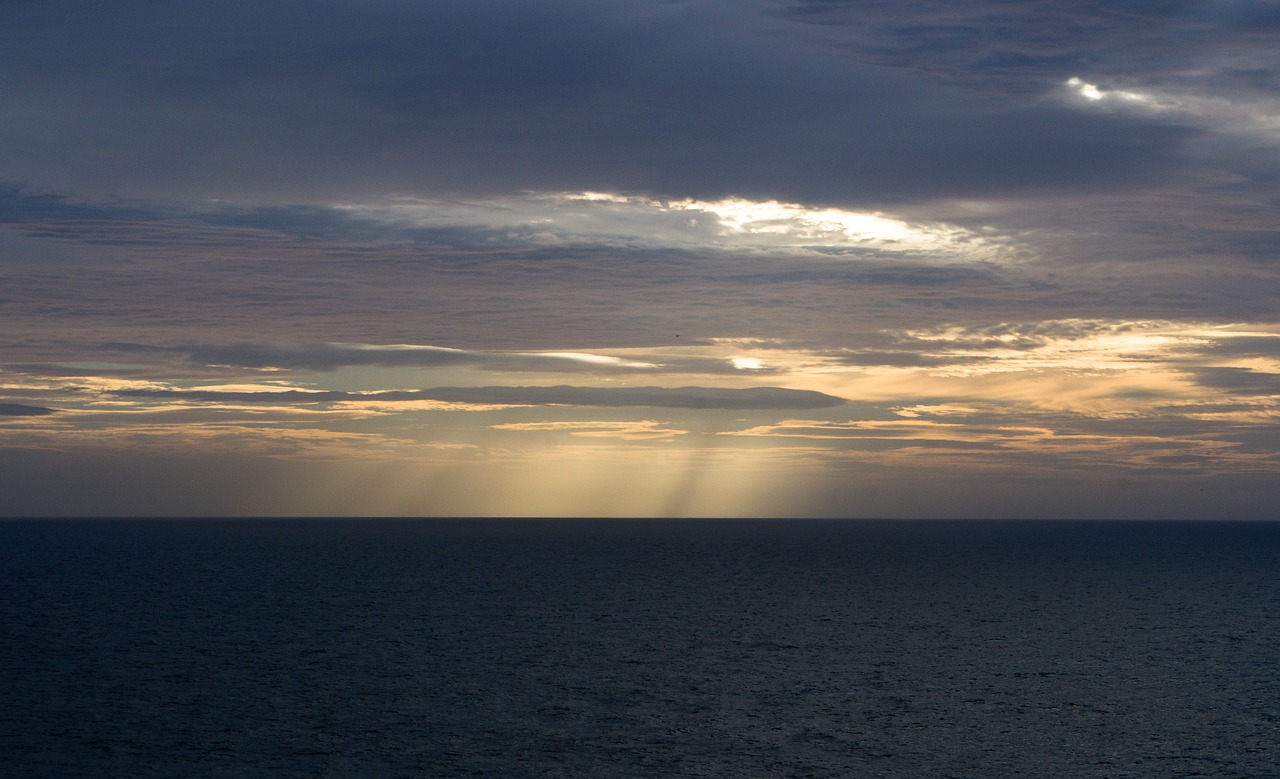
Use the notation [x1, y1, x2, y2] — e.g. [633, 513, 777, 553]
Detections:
[3, 0, 1279, 517]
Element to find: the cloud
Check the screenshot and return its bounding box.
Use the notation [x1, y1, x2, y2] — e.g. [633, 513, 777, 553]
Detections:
[5, 182, 1277, 361]
[0, 402, 55, 416]
[491, 420, 687, 440]
[872, 319, 1235, 374]
[723, 418, 1053, 444]
[5, 1, 1280, 520]
[777, 1, 1268, 99]
[333, 192, 1011, 258]
[180, 343, 660, 372]
[1189, 367, 1280, 396]
[111, 384, 847, 410]
[0, 422, 453, 461]
[0, 0, 1193, 206]
[76, 341, 799, 378]
[1203, 336, 1280, 359]
[829, 351, 980, 368]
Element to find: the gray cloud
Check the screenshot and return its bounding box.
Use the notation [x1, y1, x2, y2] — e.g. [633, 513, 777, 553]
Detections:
[0, 0, 1194, 207]
[0, 185, 153, 223]
[112, 385, 847, 410]
[1188, 367, 1280, 396]
[831, 351, 976, 368]
[182, 343, 524, 371]
[4, 363, 157, 379]
[1203, 336, 1280, 359]
[0, 402, 55, 416]
[778, 1, 1269, 94]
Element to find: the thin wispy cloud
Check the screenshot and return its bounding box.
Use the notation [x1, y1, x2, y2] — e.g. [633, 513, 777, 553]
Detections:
[491, 420, 688, 441]
[180, 343, 662, 372]
[110, 385, 848, 411]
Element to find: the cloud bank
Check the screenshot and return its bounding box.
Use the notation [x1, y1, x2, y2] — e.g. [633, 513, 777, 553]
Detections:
[1, 0, 1192, 206]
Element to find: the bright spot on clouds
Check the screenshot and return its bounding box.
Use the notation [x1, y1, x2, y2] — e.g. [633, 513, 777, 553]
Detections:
[1066, 77, 1151, 105]
[567, 193, 999, 256]
[1063, 75, 1280, 144]
[1067, 77, 1106, 101]
[334, 192, 1004, 258]
[731, 357, 766, 371]
[899, 319, 1214, 375]
[522, 352, 661, 369]
[662, 197, 918, 242]
[893, 404, 983, 418]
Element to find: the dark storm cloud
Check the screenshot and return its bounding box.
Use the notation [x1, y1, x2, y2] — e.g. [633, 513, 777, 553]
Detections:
[0, 0, 1193, 206]
[112, 385, 847, 410]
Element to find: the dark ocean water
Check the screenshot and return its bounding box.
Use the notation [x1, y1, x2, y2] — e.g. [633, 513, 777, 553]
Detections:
[2, 519, 1278, 778]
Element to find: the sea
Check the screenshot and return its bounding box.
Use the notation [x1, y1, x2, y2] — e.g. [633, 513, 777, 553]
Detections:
[2, 519, 1278, 778]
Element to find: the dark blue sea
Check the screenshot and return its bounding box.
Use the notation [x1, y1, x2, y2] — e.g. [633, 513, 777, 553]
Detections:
[2, 519, 1278, 777]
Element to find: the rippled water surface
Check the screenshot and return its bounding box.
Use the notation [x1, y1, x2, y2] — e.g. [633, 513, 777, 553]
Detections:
[3, 519, 1279, 777]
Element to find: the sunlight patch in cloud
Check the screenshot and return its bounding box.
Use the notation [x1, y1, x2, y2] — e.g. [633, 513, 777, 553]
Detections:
[519, 351, 661, 369]
[564, 192, 1001, 256]
[898, 319, 1215, 375]
[1066, 77, 1152, 105]
[333, 192, 1005, 258]
[761, 320, 1280, 424]
[184, 382, 326, 394]
[893, 404, 982, 418]
[1063, 74, 1280, 143]
[657, 196, 921, 243]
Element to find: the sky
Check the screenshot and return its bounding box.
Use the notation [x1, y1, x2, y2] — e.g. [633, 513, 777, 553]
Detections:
[3, 0, 1280, 517]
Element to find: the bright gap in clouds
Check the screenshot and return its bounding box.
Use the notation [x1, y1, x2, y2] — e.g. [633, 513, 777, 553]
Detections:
[1065, 77, 1154, 104]
[334, 192, 1004, 258]
[575, 193, 929, 243]
[521, 351, 661, 369]
[1063, 74, 1280, 144]
[901, 319, 1204, 374]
